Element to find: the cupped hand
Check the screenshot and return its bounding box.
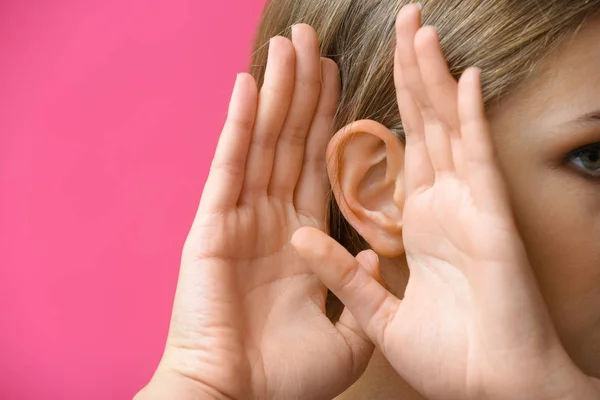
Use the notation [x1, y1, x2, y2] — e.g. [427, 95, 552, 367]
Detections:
[292, 5, 600, 400]
[139, 24, 378, 400]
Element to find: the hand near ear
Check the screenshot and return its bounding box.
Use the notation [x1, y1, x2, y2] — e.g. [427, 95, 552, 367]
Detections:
[292, 5, 600, 400]
[136, 25, 377, 400]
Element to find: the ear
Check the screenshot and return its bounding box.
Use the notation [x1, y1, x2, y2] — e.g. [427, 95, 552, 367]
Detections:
[327, 120, 405, 258]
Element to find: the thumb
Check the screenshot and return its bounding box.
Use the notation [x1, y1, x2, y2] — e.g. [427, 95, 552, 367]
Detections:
[334, 250, 380, 379]
[291, 227, 400, 349]
[356, 250, 385, 286]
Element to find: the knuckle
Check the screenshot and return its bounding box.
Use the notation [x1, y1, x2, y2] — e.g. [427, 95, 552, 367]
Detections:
[226, 116, 254, 132]
[336, 261, 360, 293]
[296, 76, 322, 90]
[304, 156, 326, 174]
[282, 124, 308, 146]
[253, 130, 279, 149]
[210, 160, 243, 178]
[420, 105, 439, 122]
[260, 84, 286, 99]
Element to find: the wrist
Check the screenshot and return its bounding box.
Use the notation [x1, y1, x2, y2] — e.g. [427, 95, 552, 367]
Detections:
[134, 368, 233, 400]
[518, 365, 599, 400]
[564, 375, 600, 400]
[481, 350, 597, 400]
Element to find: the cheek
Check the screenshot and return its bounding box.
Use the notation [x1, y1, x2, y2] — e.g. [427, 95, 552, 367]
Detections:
[490, 128, 600, 297]
[510, 183, 599, 297]
[497, 148, 600, 342]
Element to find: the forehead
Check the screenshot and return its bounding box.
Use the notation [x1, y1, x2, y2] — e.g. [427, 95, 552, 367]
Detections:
[490, 19, 600, 132]
[536, 19, 600, 108]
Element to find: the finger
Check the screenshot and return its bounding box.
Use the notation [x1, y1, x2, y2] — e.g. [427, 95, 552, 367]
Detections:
[414, 27, 460, 133]
[199, 73, 258, 213]
[396, 6, 454, 174]
[336, 250, 383, 341]
[295, 58, 340, 224]
[269, 24, 322, 201]
[414, 26, 467, 178]
[291, 227, 400, 348]
[240, 37, 296, 201]
[458, 68, 510, 216]
[394, 9, 433, 195]
[334, 250, 379, 375]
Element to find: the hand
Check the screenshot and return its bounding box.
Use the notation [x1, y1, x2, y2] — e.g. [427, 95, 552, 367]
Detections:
[138, 24, 378, 400]
[292, 5, 600, 400]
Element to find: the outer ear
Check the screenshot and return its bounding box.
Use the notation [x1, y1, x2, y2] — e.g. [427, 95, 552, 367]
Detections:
[327, 120, 405, 258]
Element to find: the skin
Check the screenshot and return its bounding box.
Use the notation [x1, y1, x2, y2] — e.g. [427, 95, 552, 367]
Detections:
[488, 20, 600, 378]
[137, 5, 600, 400]
[330, 7, 600, 399]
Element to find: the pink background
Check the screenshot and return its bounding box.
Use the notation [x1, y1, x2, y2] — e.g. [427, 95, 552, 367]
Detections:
[0, 1, 265, 398]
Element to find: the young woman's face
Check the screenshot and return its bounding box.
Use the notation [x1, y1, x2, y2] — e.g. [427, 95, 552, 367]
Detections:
[488, 18, 600, 376]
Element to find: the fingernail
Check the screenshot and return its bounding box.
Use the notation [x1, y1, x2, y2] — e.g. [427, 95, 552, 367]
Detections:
[415, 1, 423, 10]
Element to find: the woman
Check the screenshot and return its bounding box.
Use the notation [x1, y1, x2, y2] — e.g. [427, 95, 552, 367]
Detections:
[136, 1, 600, 399]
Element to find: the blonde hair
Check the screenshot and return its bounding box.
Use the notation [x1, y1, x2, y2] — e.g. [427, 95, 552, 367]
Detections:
[249, 0, 600, 318]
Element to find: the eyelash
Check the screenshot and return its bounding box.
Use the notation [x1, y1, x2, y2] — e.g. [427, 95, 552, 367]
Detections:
[565, 142, 600, 180]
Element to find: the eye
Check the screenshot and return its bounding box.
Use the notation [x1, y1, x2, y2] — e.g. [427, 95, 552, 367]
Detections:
[567, 143, 600, 177]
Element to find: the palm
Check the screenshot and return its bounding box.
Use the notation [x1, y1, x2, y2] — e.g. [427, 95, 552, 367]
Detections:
[160, 25, 373, 400]
[188, 195, 358, 399]
[392, 178, 527, 398]
[402, 176, 520, 279]
[404, 179, 484, 267]
[217, 199, 315, 277]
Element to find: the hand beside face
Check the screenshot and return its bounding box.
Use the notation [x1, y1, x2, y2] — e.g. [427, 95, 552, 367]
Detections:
[293, 4, 600, 400]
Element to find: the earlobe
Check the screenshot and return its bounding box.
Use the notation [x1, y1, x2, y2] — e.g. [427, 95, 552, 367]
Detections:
[327, 120, 406, 258]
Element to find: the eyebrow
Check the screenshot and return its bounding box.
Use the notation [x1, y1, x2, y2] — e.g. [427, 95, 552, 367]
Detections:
[571, 110, 600, 125]
[548, 110, 600, 140]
